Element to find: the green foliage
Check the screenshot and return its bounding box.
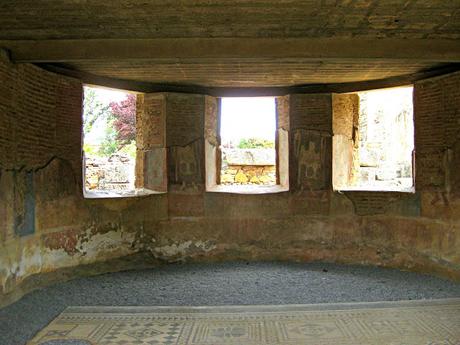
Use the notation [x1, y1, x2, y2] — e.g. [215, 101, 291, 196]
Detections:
[99, 141, 118, 156]
[83, 143, 99, 157]
[83, 87, 111, 134]
[237, 138, 275, 149]
[83, 87, 137, 159]
[118, 140, 136, 159]
[98, 120, 118, 156]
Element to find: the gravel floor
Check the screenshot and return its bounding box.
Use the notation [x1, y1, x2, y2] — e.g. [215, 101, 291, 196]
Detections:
[1, 261, 460, 345]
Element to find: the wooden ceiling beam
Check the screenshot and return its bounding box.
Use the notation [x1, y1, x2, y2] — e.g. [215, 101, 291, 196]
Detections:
[39, 63, 460, 96]
[2, 38, 460, 63]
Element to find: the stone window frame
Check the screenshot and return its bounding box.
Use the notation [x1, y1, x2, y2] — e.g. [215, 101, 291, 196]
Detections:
[82, 89, 167, 199]
[205, 96, 289, 194]
[331, 88, 415, 193]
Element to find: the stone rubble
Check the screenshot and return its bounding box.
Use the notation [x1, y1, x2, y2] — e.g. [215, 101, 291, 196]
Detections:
[85, 154, 135, 191]
[220, 148, 276, 185]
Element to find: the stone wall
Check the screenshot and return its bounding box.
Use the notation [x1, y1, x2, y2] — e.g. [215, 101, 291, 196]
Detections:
[1, 54, 459, 308]
[0, 53, 141, 305]
[332, 93, 360, 189]
[85, 154, 135, 191]
[289, 94, 332, 191]
[333, 89, 414, 191]
[415, 73, 460, 192]
[220, 149, 276, 185]
[220, 165, 276, 185]
[356, 88, 414, 190]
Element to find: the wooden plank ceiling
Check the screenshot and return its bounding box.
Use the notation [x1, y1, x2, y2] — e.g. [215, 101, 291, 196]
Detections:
[0, 0, 459, 88]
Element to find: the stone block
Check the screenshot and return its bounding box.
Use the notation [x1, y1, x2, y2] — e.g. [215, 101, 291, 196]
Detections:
[235, 171, 249, 183]
[220, 174, 234, 184]
[249, 176, 260, 184]
[223, 149, 276, 166]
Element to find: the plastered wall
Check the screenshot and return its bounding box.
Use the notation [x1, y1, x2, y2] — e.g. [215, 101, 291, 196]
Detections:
[0, 53, 146, 306]
[1, 53, 459, 307]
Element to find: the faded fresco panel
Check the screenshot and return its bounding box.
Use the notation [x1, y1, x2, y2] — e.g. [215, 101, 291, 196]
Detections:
[168, 140, 204, 190]
[13, 170, 35, 236]
[290, 129, 331, 191]
[416, 150, 446, 190]
[143, 148, 167, 192]
[35, 157, 77, 201]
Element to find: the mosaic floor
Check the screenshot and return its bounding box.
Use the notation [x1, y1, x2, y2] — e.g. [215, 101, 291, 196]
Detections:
[29, 299, 460, 345]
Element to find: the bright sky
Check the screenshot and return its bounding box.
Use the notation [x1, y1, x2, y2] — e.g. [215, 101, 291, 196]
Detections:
[85, 85, 128, 104]
[220, 97, 276, 143]
[84, 90, 277, 145]
[360, 86, 413, 118]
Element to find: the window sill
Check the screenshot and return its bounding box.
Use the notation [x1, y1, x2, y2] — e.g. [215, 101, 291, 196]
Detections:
[83, 188, 165, 199]
[335, 186, 415, 193]
[206, 184, 289, 195]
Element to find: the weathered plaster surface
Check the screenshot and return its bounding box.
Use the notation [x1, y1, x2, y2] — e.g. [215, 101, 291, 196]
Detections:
[0, 57, 459, 308]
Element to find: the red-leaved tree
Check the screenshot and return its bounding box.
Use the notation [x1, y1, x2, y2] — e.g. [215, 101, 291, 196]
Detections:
[110, 94, 136, 145]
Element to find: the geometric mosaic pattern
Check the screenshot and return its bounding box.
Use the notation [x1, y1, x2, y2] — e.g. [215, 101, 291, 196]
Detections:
[28, 299, 460, 345]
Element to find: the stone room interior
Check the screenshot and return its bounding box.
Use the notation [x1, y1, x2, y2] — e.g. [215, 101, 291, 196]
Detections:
[0, 1, 460, 344]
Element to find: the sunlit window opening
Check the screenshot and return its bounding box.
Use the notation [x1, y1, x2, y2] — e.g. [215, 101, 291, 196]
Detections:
[355, 86, 414, 191]
[220, 97, 277, 186]
[82, 86, 136, 195]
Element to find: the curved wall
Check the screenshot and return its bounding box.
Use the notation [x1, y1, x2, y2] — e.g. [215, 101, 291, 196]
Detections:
[0, 52, 459, 308]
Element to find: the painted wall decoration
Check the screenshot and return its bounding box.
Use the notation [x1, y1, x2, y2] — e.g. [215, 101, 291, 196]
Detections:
[292, 130, 331, 191]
